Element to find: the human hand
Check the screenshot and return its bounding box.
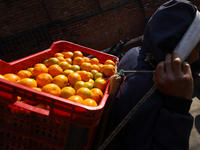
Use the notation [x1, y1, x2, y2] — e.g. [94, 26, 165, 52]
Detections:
[155, 51, 194, 99]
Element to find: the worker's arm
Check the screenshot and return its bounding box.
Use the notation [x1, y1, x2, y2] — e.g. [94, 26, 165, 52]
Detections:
[151, 51, 193, 150]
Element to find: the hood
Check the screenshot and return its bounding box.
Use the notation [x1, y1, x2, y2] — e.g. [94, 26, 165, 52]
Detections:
[142, 0, 198, 64]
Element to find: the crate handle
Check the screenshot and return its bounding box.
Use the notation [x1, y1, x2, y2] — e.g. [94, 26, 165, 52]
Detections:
[14, 101, 50, 116]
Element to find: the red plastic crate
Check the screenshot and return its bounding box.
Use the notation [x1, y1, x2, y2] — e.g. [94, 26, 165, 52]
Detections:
[0, 40, 119, 150]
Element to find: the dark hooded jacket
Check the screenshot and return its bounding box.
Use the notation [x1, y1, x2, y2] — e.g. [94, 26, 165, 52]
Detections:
[103, 0, 197, 149]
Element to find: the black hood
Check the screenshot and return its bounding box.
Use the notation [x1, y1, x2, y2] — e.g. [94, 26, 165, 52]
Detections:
[142, 0, 197, 64]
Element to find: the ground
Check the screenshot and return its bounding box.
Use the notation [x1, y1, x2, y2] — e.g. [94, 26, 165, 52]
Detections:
[189, 75, 200, 150]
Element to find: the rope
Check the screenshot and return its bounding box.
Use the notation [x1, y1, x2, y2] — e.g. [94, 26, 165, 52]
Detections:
[97, 82, 157, 150]
[117, 69, 136, 97]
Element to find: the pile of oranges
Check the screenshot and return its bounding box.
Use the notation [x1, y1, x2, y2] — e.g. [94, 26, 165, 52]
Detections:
[0, 50, 116, 109]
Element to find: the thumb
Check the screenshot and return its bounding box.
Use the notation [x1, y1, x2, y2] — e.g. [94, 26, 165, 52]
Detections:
[152, 73, 157, 83]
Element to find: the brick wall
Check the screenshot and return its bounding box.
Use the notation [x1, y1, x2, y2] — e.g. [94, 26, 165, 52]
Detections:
[0, 0, 199, 61]
[48, 1, 146, 50]
[0, 1, 49, 37]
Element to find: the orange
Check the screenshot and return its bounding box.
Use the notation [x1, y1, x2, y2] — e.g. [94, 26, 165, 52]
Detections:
[73, 56, 84, 66]
[34, 63, 45, 67]
[103, 64, 115, 77]
[17, 96, 22, 101]
[41, 83, 61, 96]
[91, 70, 98, 77]
[100, 65, 105, 73]
[18, 78, 37, 88]
[60, 61, 72, 70]
[77, 70, 90, 82]
[94, 72, 103, 80]
[63, 69, 74, 77]
[20, 100, 26, 104]
[91, 88, 103, 103]
[90, 58, 99, 65]
[53, 74, 68, 88]
[32, 87, 42, 91]
[104, 59, 115, 66]
[98, 63, 104, 72]
[68, 95, 83, 104]
[48, 64, 63, 77]
[80, 62, 92, 72]
[0, 75, 9, 80]
[56, 56, 66, 62]
[82, 98, 97, 107]
[74, 81, 86, 91]
[16, 70, 33, 79]
[4, 73, 21, 83]
[88, 72, 93, 79]
[46, 106, 50, 110]
[91, 64, 100, 72]
[43, 59, 49, 67]
[76, 87, 92, 99]
[83, 57, 90, 63]
[88, 79, 94, 86]
[68, 72, 82, 86]
[54, 52, 64, 58]
[32, 64, 48, 77]
[62, 51, 73, 59]
[94, 78, 107, 92]
[44, 57, 60, 67]
[70, 65, 80, 72]
[84, 82, 93, 89]
[35, 104, 46, 109]
[36, 73, 53, 87]
[65, 58, 72, 64]
[27, 67, 34, 74]
[60, 86, 76, 99]
[25, 87, 41, 105]
[73, 51, 83, 59]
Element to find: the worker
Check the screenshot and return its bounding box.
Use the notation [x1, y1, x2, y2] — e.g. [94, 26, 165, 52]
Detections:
[102, 0, 200, 149]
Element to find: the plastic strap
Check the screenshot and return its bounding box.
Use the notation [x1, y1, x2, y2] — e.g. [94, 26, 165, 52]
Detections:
[117, 69, 135, 77]
[97, 83, 157, 150]
[118, 75, 126, 97]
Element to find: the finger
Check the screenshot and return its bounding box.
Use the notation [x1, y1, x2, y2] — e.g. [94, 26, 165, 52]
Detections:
[165, 53, 173, 74]
[182, 61, 192, 75]
[152, 73, 157, 83]
[173, 51, 181, 74]
[156, 61, 165, 79]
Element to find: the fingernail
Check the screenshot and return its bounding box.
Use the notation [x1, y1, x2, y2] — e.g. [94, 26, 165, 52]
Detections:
[183, 61, 190, 66]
